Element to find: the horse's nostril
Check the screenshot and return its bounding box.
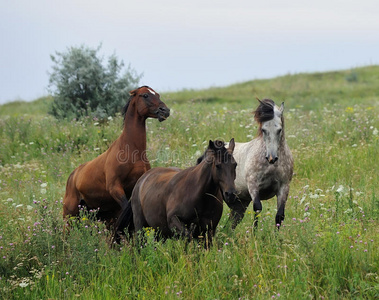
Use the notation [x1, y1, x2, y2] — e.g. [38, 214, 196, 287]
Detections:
[159, 107, 170, 115]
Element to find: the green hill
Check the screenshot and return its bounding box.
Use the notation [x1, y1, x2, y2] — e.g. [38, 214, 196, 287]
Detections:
[1, 65, 379, 117]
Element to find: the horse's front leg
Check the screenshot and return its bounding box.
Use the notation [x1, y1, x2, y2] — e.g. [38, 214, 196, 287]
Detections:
[252, 194, 263, 228]
[168, 216, 192, 241]
[276, 184, 290, 228]
[107, 180, 129, 211]
[227, 199, 250, 229]
[246, 181, 261, 228]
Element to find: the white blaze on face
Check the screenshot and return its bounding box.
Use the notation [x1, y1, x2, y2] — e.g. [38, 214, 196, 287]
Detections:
[147, 88, 156, 95]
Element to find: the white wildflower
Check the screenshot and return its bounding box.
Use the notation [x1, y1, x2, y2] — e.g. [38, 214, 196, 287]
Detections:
[40, 183, 47, 188]
[373, 128, 378, 136]
[336, 185, 344, 193]
[15, 204, 23, 208]
[93, 122, 99, 126]
[344, 208, 353, 214]
[19, 281, 29, 288]
[26, 205, 33, 211]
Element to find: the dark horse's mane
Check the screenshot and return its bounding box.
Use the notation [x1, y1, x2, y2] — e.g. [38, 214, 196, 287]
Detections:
[196, 140, 229, 164]
[122, 86, 152, 122]
[254, 98, 275, 124]
[254, 98, 286, 137]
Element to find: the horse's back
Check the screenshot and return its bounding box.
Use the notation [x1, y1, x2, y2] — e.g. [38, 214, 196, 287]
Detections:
[132, 167, 181, 233]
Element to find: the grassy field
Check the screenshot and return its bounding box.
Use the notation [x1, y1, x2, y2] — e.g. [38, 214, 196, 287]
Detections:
[0, 66, 378, 299]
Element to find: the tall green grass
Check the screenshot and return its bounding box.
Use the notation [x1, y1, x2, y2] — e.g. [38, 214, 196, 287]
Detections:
[0, 66, 378, 299]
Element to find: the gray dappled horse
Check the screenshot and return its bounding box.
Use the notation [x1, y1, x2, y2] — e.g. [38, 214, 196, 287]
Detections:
[227, 99, 293, 228]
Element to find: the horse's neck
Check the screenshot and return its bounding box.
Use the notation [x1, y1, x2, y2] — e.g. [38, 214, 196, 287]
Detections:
[279, 135, 288, 153]
[191, 163, 218, 196]
[120, 108, 147, 151]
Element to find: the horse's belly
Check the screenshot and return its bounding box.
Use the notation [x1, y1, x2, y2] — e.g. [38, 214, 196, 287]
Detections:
[259, 188, 276, 200]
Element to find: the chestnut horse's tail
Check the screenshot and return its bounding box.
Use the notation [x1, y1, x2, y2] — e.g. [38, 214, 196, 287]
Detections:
[113, 200, 134, 243]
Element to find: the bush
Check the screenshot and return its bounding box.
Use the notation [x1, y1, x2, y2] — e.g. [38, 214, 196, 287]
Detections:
[48, 44, 142, 120]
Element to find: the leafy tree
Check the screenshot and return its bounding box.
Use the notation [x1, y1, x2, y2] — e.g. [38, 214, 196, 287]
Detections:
[48, 44, 142, 120]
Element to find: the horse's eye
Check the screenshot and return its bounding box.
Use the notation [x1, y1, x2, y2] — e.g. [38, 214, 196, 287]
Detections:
[143, 93, 149, 98]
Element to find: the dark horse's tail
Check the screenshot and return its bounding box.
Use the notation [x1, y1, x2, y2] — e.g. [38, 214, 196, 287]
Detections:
[113, 200, 134, 244]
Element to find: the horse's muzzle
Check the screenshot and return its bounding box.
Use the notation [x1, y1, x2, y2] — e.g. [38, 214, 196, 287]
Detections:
[224, 190, 237, 204]
[266, 155, 278, 164]
[157, 107, 170, 122]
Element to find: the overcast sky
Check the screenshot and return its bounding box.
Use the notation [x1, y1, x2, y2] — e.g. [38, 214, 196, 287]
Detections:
[1, 0, 378, 104]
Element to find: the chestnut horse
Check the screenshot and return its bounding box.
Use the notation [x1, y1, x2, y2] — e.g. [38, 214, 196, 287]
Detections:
[227, 99, 293, 228]
[63, 86, 170, 224]
[115, 139, 237, 246]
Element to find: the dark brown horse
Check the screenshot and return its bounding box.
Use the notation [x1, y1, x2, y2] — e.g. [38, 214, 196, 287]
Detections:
[63, 86, 170, 224]
[115, 139, 237, 246]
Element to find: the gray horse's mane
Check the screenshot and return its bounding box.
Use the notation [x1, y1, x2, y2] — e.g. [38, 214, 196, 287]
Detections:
[254, 99, 284, 136]
[254, 99, 276, 124]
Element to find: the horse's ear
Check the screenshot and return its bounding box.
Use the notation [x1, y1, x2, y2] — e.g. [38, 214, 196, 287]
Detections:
[208, 140, 215, 150]
[228, 138, 235, 153]
[279, 102, 285, 113]
[129, 89, 138, 96]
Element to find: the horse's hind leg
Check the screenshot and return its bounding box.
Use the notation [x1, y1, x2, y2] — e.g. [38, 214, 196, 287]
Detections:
[63, 190, 80, 219]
